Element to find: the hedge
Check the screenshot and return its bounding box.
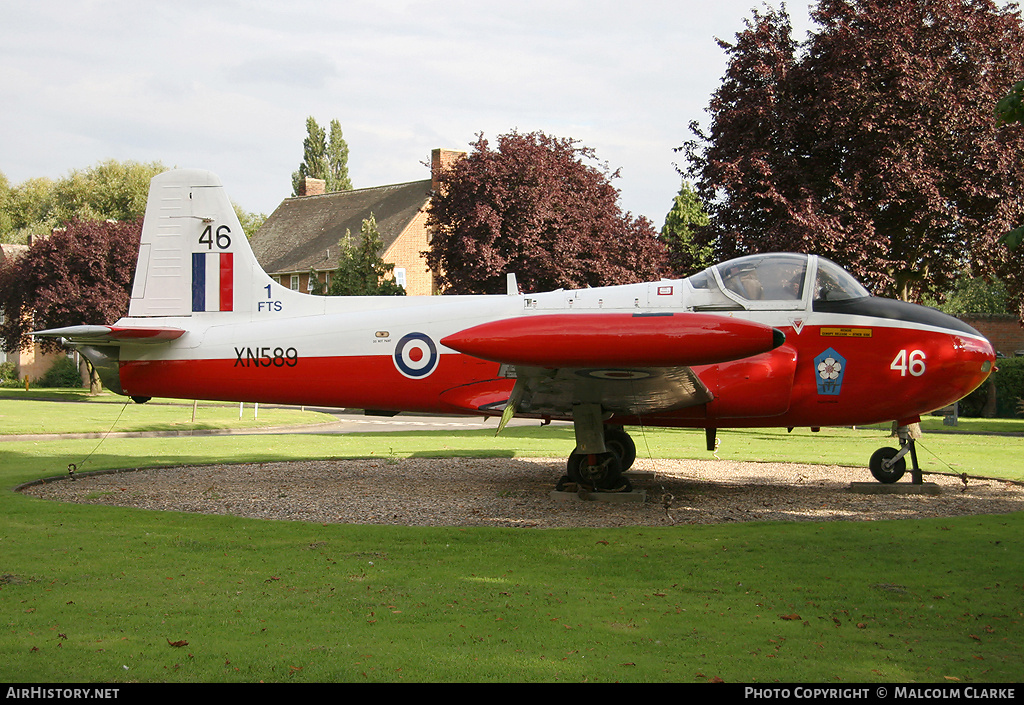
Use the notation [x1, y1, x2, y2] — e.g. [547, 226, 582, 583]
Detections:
[960, 355, 1024, 418]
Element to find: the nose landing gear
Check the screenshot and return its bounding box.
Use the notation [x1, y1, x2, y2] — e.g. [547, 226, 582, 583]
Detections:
[869, 424, 922, 484]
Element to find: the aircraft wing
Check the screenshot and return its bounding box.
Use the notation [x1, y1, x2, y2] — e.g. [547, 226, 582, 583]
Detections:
[440, 312, 785, 417]
[501, 365, 712, 417]
[32, 325, 186, 345]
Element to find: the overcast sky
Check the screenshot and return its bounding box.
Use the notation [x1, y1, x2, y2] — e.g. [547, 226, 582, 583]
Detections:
[1, 0, 814, 224]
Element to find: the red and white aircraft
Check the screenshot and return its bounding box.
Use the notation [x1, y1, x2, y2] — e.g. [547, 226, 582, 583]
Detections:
[35, 169, 996, 491]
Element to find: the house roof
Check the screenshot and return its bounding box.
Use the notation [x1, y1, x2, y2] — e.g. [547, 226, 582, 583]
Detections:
[251, 179, 433, 274]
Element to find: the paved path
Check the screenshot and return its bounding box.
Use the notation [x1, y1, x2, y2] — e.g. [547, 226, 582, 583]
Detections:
[0, 406, 569, 442]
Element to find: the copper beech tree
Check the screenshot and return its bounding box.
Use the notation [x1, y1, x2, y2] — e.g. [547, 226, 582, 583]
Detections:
[0, 218, 141, 392]
[682, 0, 1024, 315]
[426, 130, 667, 295]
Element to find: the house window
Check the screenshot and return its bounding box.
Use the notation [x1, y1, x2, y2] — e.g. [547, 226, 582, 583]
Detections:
[290, 275, 299, 291]
[394, 268, 407, 289]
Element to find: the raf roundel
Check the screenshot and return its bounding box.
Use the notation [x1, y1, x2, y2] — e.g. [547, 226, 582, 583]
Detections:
[393, 332, 439, 379]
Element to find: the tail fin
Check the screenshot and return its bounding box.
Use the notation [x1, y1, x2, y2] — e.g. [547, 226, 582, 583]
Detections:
[129, 169, 271, 318]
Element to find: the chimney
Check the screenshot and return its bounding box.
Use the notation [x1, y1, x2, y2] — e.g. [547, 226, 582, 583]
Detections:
[299, 177, 326, 197]
[431, 148, 466, 191]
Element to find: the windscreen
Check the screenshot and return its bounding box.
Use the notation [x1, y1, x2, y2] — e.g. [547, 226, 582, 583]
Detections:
[814, 258, 870, 301]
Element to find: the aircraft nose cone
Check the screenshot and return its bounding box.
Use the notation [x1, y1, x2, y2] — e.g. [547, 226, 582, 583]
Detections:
[956, 334, 997, 391]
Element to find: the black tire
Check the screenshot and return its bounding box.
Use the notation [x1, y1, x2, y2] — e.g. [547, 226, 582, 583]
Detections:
[566, 451, 624, 490]
[604, 428, 636, 471]
[869, 447, 906, 484]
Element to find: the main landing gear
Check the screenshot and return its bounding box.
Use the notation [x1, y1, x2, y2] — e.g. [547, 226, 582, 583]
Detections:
[869, 424, 923, 484]
[557, 404, 637, 492]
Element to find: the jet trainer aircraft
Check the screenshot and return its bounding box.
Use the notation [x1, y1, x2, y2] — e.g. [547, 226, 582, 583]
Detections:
[35, 169, 996, 491]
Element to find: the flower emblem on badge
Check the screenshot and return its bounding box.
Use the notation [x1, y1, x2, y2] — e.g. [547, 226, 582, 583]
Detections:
[817, 357, 842, 381]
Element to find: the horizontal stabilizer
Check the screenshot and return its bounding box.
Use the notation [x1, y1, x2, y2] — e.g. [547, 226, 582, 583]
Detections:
[32, 325, 185, 345]
[442, 313, 785, 368]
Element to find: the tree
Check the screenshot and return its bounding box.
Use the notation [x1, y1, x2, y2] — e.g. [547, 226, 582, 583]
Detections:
[923, 275, 1009, 316]
[997, 79, 1024, 251]
[48, 160, 165, 227]
[326, 119, 353, 192]
[426, 130, 667, 294]
[2, 176, 55, 243]
[291, 117, 352, 195]
[233, 204, 266, 239]
[997, 79, 1024, 127]
[1, 160, 165, 244]
[682, 1, 1024, 303]
[323, 214, 405, 296]
[0, 171, 13, 235]
[292, 116, 328, 195]
[662, 180, 713, 276]
[0, 218, 141, 393]
[682, 5, 801, 265]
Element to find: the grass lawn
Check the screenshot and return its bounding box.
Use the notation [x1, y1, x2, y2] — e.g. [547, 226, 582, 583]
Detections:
[0, 394, 1021, 683]
[0, 390, 336, 436]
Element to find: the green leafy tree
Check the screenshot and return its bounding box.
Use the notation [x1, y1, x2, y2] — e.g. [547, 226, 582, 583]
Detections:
[924, 275, 1009, 316]
[662, 180, 713, 276]
[291, 117, 352, 195]
[997, 79, 1024, 127]
[233, 204, 266, 239]
[1, 161, 165, 244]
[2, 177, 55, 243]
[324, 214, 404, 296]
[49, 160, 165, 226]
[0, 171, 13, 236]
[292, 116, 328, 195]
[326, 119, 352, 192]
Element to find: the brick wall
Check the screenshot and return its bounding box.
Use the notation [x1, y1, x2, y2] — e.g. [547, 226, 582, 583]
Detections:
[431, 148, 466, 191]
[298, 178, 326, 197]
[384, 208, 435, 296]
[959, 315, 1024, 357]
[279, 212, 435, 296]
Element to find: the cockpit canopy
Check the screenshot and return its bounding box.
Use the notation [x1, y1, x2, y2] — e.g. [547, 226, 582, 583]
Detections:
[685, 254, 870, 311]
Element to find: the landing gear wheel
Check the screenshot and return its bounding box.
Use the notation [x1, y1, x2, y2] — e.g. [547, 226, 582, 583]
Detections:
[566, 451, 630, 491]
[869, 447, 906, 484]
[604, 428, 636, 472]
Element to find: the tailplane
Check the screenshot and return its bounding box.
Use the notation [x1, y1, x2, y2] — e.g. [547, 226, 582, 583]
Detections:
[129, 169, 271, 317]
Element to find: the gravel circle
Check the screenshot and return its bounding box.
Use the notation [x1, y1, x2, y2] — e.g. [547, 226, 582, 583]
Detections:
[20, 457, 1024, 528]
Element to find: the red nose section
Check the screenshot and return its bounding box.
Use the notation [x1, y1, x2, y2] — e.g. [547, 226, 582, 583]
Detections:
[955, 334, 998, 397]
[917, 333, 999, 415]
[441, 313, 785, 368]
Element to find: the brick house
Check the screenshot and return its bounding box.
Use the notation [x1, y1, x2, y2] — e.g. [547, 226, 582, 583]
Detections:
[958, 314, 1024, 357]
[251, 148, 465, 297]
